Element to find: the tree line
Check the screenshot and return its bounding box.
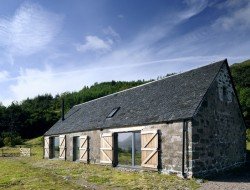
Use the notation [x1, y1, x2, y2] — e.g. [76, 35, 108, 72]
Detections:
[230, 60, 250, 124]
[0, 80, 147, 146]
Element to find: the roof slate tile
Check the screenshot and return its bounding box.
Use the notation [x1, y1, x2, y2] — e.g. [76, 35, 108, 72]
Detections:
[45, 60, 226, 135]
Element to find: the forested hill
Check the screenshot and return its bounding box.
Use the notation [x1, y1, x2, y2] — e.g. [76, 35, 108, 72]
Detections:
[0, 60, 249, 146]
[230, 59, 250, 126]
[0, 80, 148, 143]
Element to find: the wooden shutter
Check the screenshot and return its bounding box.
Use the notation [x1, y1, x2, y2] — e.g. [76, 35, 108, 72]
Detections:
[79, 135, 89, 163]
[141, 130, 158, 168]
[44, 136, 50, 159]
[59, 135, 66, 159]
[100, 133, 113, 164]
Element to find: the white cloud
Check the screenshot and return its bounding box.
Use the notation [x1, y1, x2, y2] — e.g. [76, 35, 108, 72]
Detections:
[76, 35, 113, 53]
[0, 2, 63, 56]
[7, 53, 247, 105]
[103, 26, 120, 40]
[0, 98, 14, 106]
[77, 1, 248, 70]
[1, 1, 249, 105]
[3, 57, 196, 103]
[180, 0, 208, 20]
[76, 26, 120, 54]
[9, 67, 64, 101]
[0, 52, 14, 65]
[7, 65, 129, 102]
[214, 2, 250, 30]
[0, 71, 9, 82]
[216, 0, 247, 9]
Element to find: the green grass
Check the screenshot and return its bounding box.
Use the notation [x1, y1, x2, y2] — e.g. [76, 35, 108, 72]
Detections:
[0, 137, 200, 190]
[87, 175, 110, 184]
[247, 141, 250, 151]
[0, 147, 20, 157]
[24, 136, 43, 147]
[0, 158, 81, 190]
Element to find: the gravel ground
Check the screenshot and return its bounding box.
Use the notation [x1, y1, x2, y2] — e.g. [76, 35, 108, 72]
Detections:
[199, 166, 250, 190]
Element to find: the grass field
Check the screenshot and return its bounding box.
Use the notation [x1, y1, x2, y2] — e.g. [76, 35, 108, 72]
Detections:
[0, 137, 199, 190]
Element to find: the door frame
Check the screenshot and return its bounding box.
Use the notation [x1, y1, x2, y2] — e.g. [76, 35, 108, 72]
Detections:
[114, 130, 141, 167]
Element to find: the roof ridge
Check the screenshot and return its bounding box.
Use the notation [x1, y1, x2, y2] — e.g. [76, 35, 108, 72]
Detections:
[74, 59, 227, 108]
[191, 59, 227, 117]
[45, 59, 227, 135]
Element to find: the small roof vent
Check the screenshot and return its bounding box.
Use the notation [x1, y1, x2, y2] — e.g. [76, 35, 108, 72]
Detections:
[106, 107, 120, 118]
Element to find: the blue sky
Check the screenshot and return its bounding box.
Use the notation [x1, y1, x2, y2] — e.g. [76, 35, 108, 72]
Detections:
[0, 0, 249, 105]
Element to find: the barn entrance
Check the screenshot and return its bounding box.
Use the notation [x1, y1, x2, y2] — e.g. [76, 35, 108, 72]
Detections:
[116, 132, 141, 167]
[73, 136, 80, 161]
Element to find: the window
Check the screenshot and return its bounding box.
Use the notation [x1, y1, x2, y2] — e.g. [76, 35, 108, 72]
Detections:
[73, 136, 80, 161]
[51, 136, 59, 158]
[106, 107, 120, 118]
[116, 132, 141, 167]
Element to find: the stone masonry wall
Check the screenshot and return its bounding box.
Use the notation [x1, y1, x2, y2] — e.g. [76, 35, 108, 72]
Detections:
[65, 130, 101, 163]
[149, 122, 192, 175]
[191, 64, 246, 177]
[47, 122, 192, 175]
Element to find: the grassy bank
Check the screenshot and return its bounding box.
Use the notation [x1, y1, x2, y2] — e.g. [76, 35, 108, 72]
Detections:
[0, 137, 199, 190]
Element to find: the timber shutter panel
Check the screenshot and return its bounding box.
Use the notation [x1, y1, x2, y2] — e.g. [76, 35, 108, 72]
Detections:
[141, 130, 159, 168]
[44, 136, 50, 158]
[79, 135, 89, 162]
[59, 135, 66, 159]
[100, 133, 113, 164]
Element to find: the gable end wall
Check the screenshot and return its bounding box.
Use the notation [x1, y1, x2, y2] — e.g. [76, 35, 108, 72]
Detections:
[191, 64, 246, 177]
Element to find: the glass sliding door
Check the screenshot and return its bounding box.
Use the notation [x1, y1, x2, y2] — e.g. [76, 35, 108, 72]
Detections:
[51, 136, 59, 158]
[118, 132, 132, 165]
[73, 136, 80, 161]
[117, 131, 141, 167]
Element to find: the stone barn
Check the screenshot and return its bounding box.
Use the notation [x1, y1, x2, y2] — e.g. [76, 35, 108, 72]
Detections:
[44, 59, 246, 177]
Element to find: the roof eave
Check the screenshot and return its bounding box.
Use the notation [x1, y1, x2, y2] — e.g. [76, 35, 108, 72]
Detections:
[44, 117, 193, 136]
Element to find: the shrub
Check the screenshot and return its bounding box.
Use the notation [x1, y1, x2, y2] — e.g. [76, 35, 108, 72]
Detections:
[3, 136, 12, 147]
[1, 132, 23, 147]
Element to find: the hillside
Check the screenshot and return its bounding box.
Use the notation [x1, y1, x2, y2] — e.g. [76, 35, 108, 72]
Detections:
[0, 60, 249, 146]
[230, 59, 250, 127]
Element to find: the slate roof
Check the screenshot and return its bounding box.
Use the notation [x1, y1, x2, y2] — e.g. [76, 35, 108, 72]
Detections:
[45, 59, 227, 136]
